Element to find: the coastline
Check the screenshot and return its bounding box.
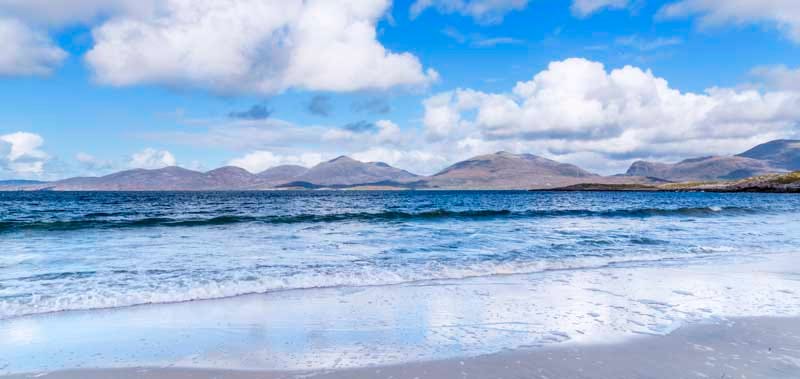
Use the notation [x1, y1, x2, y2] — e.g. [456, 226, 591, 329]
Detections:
[4, 316, 800, 379]
[2, 251, 800, 378]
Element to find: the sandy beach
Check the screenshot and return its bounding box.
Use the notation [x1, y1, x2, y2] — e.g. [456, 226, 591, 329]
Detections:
[2, 250, 800, 378]
[4, 316, 800, 379]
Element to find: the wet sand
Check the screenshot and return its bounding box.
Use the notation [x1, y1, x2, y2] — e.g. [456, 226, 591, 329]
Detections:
[5, 316, 800, 379]
[2, 252, 800, 378]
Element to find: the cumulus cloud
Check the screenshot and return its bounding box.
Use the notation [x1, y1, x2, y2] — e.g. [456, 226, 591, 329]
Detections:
[144, 58, 800, 176]
[0, 0, 151, 76]
[0, 18, 66, 76]
[84, 0, 437, 93]
[571, 0, 630, 17]
[659, 0, 800, 43]
[1, 0, 437, 92]
[227, 151, 323, 173]
[410, 0, 529, 24]
[0, 0, 153, 26]
[751, 64, 800, 91]
[420, 58, 800, 169]
[0, 132, 49, 175]
[129, 148, 176, 169]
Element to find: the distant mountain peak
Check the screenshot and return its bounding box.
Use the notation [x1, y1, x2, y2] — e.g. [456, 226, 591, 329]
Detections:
[329, 155, 356, 163]
[296, 156, 417, 186]
[429, 151, 595, 189]
[8, 139, 796, 191]
[737, 139, 800, 170]
[206, 166, 251, 174]
[626, 155, 782, 181]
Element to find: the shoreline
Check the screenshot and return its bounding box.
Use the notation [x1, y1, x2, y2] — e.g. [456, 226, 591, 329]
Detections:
[4, 316, 800, 379]
[2, 251, 800, 377]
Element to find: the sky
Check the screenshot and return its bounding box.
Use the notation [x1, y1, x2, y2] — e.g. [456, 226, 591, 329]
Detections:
[1, 0, 800, 180]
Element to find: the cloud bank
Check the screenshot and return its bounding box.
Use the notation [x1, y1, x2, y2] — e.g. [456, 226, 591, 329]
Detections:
[0, 18, 66, 76]
[420, 58, 800, 165]
[659, 0, 800, 43]
[1, 0, 438, 93]
[0, 132, 49, 175]
[129, 148, 177, 169]
[178, 58, 800, 175]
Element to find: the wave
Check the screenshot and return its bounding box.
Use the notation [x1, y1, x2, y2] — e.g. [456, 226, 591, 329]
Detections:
[0, 206, 758, 233]
[0, 252, 712, 320]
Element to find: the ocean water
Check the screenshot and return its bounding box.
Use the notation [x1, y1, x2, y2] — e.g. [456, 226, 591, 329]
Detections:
[2, 191, 800, 320]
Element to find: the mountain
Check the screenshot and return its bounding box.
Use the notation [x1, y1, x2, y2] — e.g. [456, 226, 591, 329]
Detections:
[292, 156, 418, 186]
[626, 156, 778, 181]
[626, 156, 783, 182]
[31, 166, 265, 191]
[255, 165, 308, 184]
[736, 139, 800, 171]
[5, 139, 797, 191]
[43, 166, 207, 191]
[423, 151, 599, 189]
[201, 166, 260, 189]
[6, 157, 418, 191]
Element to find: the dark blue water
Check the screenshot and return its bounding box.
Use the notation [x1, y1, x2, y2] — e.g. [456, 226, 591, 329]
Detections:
[1, 191, 799, 319]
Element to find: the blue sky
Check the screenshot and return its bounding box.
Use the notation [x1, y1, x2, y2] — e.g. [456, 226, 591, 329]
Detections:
[1, 0, 799, 179]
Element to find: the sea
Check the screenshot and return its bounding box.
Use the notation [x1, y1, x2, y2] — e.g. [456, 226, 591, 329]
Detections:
[2, 190, 800, 321]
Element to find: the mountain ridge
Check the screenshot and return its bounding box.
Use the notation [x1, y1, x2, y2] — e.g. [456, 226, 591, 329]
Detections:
[624, 140, 800, 182]
[4, 139, 799, 191]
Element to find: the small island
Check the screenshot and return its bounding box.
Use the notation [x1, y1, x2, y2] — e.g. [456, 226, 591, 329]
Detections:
[546, 171, 800, 193]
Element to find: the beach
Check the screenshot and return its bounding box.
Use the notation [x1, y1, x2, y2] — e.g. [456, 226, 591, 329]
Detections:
[2, 246, 800, 378]
[7, 316, 799, 379]
[4, 2, 800, 376]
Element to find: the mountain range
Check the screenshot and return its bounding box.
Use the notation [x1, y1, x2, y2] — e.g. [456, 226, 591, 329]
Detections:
[626, 139, 800, 182]
[2, 139, 798, 191]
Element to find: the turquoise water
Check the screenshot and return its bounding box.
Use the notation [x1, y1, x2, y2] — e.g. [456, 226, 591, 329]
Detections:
[2, 191, 800, 320]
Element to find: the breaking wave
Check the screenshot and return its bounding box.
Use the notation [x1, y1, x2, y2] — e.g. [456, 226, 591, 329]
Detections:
[0, 206, 758, 233]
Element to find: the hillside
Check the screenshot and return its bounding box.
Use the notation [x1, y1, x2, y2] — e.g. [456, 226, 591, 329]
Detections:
[736, 139, 800, 171]
[293, 156, 418, 186]
[423, 151, 598, 189]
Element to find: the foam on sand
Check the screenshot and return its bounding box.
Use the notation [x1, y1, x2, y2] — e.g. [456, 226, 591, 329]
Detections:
[1, 252, 799, 375]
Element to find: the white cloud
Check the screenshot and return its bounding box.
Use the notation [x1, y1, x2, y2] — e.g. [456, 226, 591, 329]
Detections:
[129, 148, 176, 169]
[0, 18, 66, 76]
[419, 58, 800, 170]
[0, 0, 436, 92]
[351, 147, 447, 172]
[659, 0, 800, 43]
[411, 0, 630, 23]
[0, 132, 49, 175]
[84, 0, 437, 93]
[410, 0, 529, 24]
[227, 151, 323, 173]
[75, 152, 114, 172]
[0, 1, 153, 26]
[751, 65, 800, 91]
[571, 0, 629, 18]
[142, 58, 800, 176]
[321, 119, 409, 146]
